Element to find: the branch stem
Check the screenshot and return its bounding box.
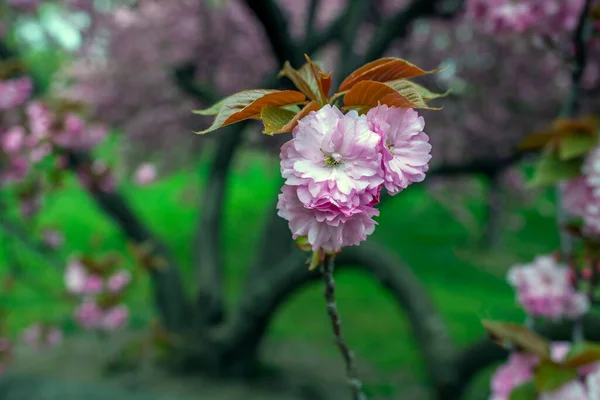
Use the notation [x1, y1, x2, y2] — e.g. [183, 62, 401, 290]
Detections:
[321, 254, 367, 400]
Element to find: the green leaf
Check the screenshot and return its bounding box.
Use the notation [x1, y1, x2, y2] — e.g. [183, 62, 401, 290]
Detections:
[528, 149, 583, 187]
[481, 320, 551, 358]
[558, 134, 597, 160]
[509, 381, 536, 400]
[389, 79, 451, 101]
[534, 360, 577, 393]
[192, 97, 227, 116]
[563, 342, 600, 368]
[192, 89, 306, 134]
[260, 107, 297, 135]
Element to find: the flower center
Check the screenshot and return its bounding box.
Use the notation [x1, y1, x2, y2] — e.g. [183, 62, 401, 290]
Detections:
[386, 140, 394, 152]
[322, 150, 343, 167]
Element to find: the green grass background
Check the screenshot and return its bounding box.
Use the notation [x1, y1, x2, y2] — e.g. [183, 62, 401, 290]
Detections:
[0, 138, 560, 398]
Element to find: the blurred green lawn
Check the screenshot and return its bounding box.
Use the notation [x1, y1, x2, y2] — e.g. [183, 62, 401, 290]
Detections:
[0, 141, 559, 398]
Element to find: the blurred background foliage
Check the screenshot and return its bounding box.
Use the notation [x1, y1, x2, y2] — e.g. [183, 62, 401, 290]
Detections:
[0, 0, 590, 399]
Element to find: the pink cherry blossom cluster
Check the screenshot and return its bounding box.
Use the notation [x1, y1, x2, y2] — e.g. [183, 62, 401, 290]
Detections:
[490, 342, 600, 400]
[277, 104, 431, 252]
[0, 337, 11, 376]
[21, 323, 62, 351]
[0, 77, 32, 110]
[562, 145, 600, 236]
[507, 255, 590, 319]
[0, 75, 115, 216]
[64, 256, 131, 331]
[466, 0, 586, 35]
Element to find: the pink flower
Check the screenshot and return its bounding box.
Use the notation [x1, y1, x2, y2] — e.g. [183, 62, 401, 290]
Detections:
[281, 105, 383, 213]
[102, 305, 129, 330]
[82, 274, 104, 295]
[562, 178, 595, 218]
[74, 301, 104, 329]
[490, 352, 537, 399]
[52, 114, 107, 151]
[277, 185, 378, 252]
[22, 323, 63, 350]
[367, 104, 431, 195]
[277, 105, 385, 252]
[26, 101, 52, 139]
[466, 0, 585, 35]
[507, 255, 590, 319]
[107, 270, 131, 293]
[134, 162, 157, 185]
[64, 258, 87, 294]
[1, 127, 25, 153]
[0, 77, 33, 109]
[540, 381, 588, 400]
[587, 369, 600, 399]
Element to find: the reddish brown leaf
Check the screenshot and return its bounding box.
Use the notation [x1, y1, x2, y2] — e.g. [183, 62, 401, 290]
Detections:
[194, 89, 306, 134]
[343, 80, 438, 113]
[518, 131, 558, 151]
[338, 58, 440, 92]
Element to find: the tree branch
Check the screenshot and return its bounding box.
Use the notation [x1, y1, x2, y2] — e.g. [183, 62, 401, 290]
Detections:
[304, 12, 345, 56]
[243, 0, 300, 65]
[304, 0, 320, 44]
[66, 152, 191, 333]
[335, 0, 370, 84]
[321, 254, 366, 400]
[362, 0, 464, 66]
[193, 123, 248, 325]
[222, 242, 457, 398]
[172, 63, 220, 104]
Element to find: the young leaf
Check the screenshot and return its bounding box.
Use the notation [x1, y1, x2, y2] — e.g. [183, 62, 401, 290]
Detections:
[193, 89, 306, 134]
[343, 80, 439, 113]
[275, 101, 321, 134]
[509, 382, 536, 400]
[481, 320, 551, 358]
[534, 360, 578, 393]
[338, 58, 440, 92]
[192, 97, 228, 116]
[278, 61, 320, 101]
[278, 56, 331, 104]
[558, 134, 597, 160]
[528, 149, 583, 187]
[389, 79, 451, 101]
[304, 54, 330, 103]
[260, 107, 297, 135]
[563, 342, 600, 368]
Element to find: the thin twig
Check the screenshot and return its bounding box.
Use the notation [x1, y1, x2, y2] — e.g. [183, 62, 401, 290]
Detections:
[321, 254, 367, 400]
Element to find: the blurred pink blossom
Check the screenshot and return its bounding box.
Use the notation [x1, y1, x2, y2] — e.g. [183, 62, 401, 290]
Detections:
[0, 77, 33, 110]
[1, 127, 25, 153]
[22, 323, 63, 350]
[107, 270, 131, 293]
[507, 255, 590, 319]
[102, 305, 129, 330]
[134, 163, 157, 185]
